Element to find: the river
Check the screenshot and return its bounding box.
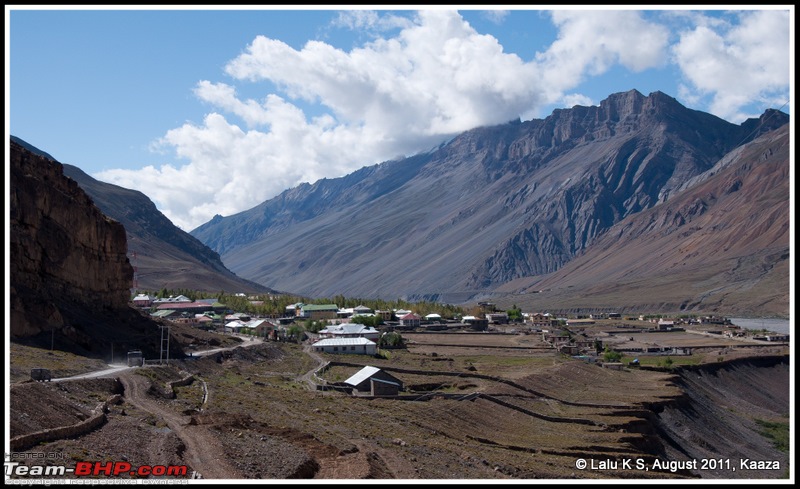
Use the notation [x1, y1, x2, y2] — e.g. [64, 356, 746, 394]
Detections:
[729, 317, 791, 335]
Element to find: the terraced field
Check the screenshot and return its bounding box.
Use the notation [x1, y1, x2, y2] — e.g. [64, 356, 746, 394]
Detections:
[8, 331, 790, 481]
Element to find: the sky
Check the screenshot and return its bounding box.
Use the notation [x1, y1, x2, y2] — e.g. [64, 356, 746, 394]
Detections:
[6, 5, 794, 231]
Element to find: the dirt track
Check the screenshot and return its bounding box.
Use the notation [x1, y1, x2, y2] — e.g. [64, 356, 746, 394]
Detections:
[9, 340, 790, 481]
[116, 371, 239, 479]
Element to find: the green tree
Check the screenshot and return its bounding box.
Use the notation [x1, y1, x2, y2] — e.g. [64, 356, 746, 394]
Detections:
[603, 347, 622, 363]
[378, 332, 405, 348]
[506, 304, 523, 322]
[303, 319, 327, 333]
[286, 324, 306, 344]
[351, 315, 382, 327]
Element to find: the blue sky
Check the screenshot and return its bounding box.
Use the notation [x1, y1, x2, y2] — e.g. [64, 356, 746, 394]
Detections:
[6, 6, 793, 231]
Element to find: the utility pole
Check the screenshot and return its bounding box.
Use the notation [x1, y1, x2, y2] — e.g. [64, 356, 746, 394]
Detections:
[159, 325, 170, 365]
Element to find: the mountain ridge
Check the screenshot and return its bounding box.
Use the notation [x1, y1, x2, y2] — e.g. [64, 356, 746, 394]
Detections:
[491, 123, 790, 317]
[190, 89, 788, 316]
[11, 135, 272, 296]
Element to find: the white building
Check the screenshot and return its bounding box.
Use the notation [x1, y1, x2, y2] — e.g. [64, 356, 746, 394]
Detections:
[312, 338, 377, 355]
[318, 323, 380, 341]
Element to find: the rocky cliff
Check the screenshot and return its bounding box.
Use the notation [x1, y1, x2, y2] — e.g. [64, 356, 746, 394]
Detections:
[11, 141, 133, 337]
[10, 140, 179, 358]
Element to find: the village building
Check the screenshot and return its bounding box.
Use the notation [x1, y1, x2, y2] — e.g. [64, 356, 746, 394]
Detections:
[375, 310, 394, 321]
[462, 316, 489, 331]
[286, 303, 303, 317]
[152, 295, 193, 304]
[151, 309, 180, 320]
[399, 313, 421, 328]
[224, 320, 248, 333]
[194, 314, 215, 328]
[226, 312, 251, 322]
[155, 301, 220, 315]
[312, 338, 377, 355]
[344, 366, 404, 395]
[657, 319, 675, 330]
[318, 323, 380, 341]
[246, 319, 277, 337]
[300, 304, 339, 320]
[486, 312, 509, 324]
[567, 318, 596, 326]
[525, 313, 556, 329]
[132, 293, 153, 307]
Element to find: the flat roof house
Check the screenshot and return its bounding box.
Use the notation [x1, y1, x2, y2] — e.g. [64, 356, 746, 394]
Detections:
[318, 323, 380, 341]
[301, 304, 339, 320]
[312, 337, 377, 355]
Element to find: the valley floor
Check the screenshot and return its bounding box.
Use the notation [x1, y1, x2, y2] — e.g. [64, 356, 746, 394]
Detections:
[8, 331, 790, 481]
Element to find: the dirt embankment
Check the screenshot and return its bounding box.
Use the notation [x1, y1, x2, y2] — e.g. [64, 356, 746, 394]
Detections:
[648, 356, 790, 479]
[8, 345, 790, 481]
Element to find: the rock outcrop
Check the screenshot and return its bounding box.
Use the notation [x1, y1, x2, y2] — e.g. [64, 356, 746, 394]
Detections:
[10, 140, 133, 339]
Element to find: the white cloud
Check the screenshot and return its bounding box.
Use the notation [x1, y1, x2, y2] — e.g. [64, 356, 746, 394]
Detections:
[560, 93, 595, 109]
[96, 9, 789, 232]
[535, 10, 670, 103]
[672, 10, 790, 122]
[331, 10, 412, 33]
[482, 10, 509, 25]
[101, 10, 556, 230]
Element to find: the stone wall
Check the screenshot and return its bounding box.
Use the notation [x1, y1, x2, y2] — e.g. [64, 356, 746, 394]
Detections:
[10, 394, 122, 451]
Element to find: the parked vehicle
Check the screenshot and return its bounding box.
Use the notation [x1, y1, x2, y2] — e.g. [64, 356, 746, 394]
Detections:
[30, 368, 52, 382]
[127, 350, 145, 367]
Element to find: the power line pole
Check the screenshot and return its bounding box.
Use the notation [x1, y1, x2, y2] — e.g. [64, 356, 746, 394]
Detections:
[159, 325, 170, 365]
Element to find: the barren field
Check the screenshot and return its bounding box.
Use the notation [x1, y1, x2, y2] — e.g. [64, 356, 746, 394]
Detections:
[8, 329, 791, 481]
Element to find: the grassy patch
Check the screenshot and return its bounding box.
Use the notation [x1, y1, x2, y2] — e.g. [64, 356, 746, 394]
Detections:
[755, 418, 789, 453]
[10, 343, 110, 382]
[619, 354, 701, 368]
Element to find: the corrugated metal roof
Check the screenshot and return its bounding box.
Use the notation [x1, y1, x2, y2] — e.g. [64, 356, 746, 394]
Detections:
[157, 302, 212, 310]
[302, 304, 339, 311]
[312, 338, 376, 347]
[344, 366, 381, 386]
[321, 323, 377, 335]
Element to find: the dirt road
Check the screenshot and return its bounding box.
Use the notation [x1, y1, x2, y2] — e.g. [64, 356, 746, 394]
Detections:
[111, 335, 265, 479]
[116, 371, 238, 479]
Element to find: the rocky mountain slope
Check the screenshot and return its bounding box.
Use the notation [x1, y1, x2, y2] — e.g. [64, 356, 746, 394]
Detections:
[491, 122, 790, 317]
[10, 140, 182, 358]
[61, 164, 273, 295]
[191, 90, 788, 314]
[11, 136, 272, 295]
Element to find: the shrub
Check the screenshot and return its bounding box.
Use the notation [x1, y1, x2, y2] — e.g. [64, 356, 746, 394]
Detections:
[603, 347, 621, 363]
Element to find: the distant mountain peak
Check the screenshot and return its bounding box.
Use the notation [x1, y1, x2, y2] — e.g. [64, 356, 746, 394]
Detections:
[189, 90, 788, 317]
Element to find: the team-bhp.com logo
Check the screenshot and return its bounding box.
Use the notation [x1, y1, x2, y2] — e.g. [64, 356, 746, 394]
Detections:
[5, 460, 196, 479]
